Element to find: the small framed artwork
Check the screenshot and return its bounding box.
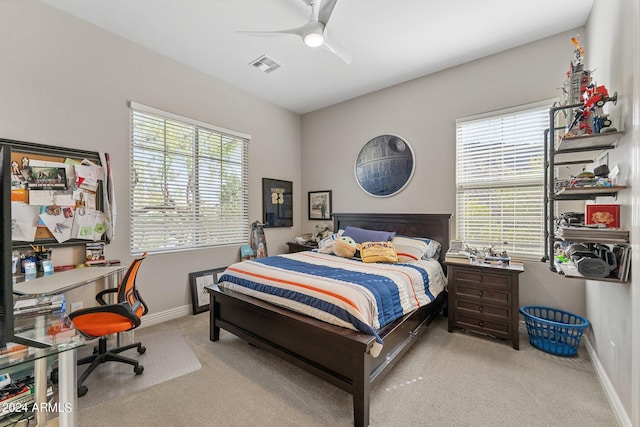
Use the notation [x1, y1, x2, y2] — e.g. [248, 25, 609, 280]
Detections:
[308, 190, 332, 220]
[188, 267, 227, 315]
[585, 204, 620, 228]
[262, 178, 293, 227]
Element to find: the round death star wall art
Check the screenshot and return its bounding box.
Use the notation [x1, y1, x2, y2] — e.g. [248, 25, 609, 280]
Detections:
[354, 134, 415, 197]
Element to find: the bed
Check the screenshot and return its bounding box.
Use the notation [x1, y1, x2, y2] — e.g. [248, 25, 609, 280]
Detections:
[208, 213, 451, 427]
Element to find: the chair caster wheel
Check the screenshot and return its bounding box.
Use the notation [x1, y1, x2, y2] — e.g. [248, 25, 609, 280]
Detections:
[138, 346, 146, 354]
[134, 365, 144, 375]
[78, 386, 88, 397]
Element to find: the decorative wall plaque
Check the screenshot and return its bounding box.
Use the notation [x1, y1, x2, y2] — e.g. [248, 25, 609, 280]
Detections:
[354, 135, 414, 197]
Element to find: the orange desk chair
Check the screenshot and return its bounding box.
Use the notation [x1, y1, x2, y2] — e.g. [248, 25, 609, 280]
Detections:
[69, 253, 149, 397]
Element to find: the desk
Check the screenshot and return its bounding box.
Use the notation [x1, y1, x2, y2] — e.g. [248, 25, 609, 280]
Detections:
[13, 266, 125, 296]
[10, 266, 125, 427]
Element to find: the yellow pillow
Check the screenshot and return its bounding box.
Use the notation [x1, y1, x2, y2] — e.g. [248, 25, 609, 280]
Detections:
[359, 241, 398, 263]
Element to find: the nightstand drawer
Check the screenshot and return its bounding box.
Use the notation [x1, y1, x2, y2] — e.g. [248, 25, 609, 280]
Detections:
[454, 299, 511, 322]
[455, 314, 511, 339]
[453, 269, 512, 290]
[455, 284, 512, 306]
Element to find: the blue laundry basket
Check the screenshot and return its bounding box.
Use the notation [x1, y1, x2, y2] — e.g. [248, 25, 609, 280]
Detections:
[519, 306, 590, 357]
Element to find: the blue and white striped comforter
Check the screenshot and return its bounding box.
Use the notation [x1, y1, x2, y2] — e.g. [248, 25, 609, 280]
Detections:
[217, 251, 446, 356]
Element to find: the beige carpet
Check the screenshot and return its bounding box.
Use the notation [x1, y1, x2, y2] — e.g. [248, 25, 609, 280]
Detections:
[63, 313, 616, 426]
[76, 328, 201, 410]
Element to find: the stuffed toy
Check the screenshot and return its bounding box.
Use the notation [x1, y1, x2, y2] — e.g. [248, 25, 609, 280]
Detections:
[317, 233, 337, 254]
[333, 236, 357, 258]
[312, 223, 333, 243]
[359, 241, 398, 263]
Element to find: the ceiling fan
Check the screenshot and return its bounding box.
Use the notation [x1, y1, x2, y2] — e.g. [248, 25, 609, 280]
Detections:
[239, 0, 352, 64]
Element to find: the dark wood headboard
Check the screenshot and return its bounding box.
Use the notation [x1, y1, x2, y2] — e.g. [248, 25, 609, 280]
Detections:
[332, 213, 452, 264]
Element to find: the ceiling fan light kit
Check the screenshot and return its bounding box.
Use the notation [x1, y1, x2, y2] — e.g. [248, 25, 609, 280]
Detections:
[240, 0, 350, 63]
[304, 34, 324, 47]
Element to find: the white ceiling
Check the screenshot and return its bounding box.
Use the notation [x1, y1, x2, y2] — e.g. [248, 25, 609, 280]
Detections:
[42, 0, 593, 114]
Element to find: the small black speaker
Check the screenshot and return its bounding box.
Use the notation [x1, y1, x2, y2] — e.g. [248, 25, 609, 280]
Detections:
[593, 164, 609, 177]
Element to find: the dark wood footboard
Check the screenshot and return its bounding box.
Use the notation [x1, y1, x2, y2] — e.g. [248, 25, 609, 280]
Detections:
[209, 284, 447, 427]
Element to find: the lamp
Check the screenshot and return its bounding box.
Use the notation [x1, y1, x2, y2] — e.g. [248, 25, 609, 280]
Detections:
[303, 22, 324, 47]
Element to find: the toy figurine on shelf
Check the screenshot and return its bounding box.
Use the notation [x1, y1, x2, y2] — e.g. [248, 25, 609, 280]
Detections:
[566, 83, 617, 136]
[568, 36, 585, 73]
[465, 241, 510, 266]
[561, 35, 590, 107]
[561, 36, 619, 137]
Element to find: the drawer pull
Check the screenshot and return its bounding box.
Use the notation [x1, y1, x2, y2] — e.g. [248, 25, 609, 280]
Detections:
[477, 276, 483, 282]
[479, 321, 484, 327]
[479, 290, 484, 297]
[479, 305, 484, 312]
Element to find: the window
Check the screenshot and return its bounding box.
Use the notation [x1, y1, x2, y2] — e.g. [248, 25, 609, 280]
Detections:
[455, 102, 549, 258]
[129, 102, 249, 255]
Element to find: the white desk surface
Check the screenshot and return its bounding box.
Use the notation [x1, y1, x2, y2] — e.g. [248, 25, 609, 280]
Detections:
[13, 266, 125, 296]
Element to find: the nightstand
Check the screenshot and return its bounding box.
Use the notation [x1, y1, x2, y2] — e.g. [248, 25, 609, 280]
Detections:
[286, 241, 318, 253]
[445, 258, 524, 349]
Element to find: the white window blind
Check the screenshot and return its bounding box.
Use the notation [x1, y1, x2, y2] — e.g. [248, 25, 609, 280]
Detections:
[455, 103, 548, 258]
[129, 103, 249, 255]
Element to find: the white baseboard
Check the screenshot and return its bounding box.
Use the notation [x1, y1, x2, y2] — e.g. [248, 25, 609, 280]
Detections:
[139, 304, 192, 329]
[520, 318, 629, 425]
[584, 336, 631, 427]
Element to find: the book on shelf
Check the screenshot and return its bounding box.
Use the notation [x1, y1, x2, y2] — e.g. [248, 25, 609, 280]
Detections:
[0, 343, 29, 363]
[614, 245, 631, 282]
[13, 294, 65, 317]
[445, 250, 469, 259]
[0, 385, 31, 405]
[558, 226, 629, 243]
[0, 343, 28, 357]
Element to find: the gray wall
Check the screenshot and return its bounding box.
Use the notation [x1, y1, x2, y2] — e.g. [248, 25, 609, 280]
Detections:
[584, 0, 639, 423]
[0, 2, 302, 314]
[301, 30, 588, 317]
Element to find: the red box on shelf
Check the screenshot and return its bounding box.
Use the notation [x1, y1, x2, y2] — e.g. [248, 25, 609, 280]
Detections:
[585, 204, 620, 228]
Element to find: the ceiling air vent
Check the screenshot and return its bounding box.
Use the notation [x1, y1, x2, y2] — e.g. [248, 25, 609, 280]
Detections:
[250, 54, 282, 74]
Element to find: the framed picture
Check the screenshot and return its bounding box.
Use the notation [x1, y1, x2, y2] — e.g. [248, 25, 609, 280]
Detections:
[188, 267, 227, 315]
[262, 178, 293, 227]
[585, 204, 620, 228]
[308, 190, 332, 220]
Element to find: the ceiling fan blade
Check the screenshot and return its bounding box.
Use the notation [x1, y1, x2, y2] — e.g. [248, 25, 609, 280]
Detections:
[322, 36, 351, 64]
[317, 0, 338, 26]
[238, 26, 306, 38]
[307, 0, 320, 22]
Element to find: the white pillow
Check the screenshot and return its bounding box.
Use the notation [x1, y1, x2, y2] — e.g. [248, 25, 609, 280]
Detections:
[392, 236, 441, 262]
